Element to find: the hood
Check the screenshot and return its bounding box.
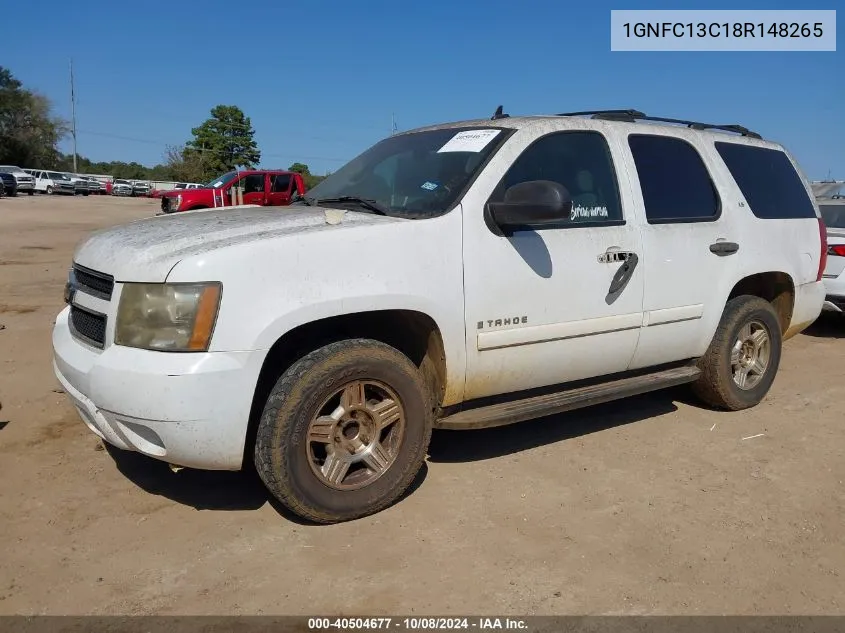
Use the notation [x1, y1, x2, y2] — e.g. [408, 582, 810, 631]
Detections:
[73, 205, 404, 281]
[163, 186, 209, 198]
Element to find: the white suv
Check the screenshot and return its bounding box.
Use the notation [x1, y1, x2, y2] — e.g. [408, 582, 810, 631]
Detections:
[52, 108, 826, 523]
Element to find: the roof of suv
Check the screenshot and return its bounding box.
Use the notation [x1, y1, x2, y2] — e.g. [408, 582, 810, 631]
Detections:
[404, 108, 783, 151]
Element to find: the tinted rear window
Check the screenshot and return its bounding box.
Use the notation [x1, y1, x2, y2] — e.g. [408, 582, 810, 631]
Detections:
[715, 142, 816, 219]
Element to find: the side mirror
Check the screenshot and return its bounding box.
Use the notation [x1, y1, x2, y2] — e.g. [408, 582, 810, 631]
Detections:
[485, 180, 573, 235]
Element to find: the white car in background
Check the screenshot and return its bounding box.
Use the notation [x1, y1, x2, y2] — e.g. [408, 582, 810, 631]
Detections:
[0, 165, 35, 195]
[30, 170, 76, 195]
[820, 195, 845, 313]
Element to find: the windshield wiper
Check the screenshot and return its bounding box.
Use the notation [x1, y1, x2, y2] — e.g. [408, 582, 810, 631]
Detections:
[316, 196, 389, 216]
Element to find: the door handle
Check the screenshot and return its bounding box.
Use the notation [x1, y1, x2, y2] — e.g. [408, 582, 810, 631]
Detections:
[607, 252, 639, 295]
[709, 241, 739, 256]
[598, 250, 635, 264]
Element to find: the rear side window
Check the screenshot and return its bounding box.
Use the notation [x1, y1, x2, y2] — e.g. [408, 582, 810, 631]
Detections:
[715, 142, 816, 219]
[628, 135, 720, 223]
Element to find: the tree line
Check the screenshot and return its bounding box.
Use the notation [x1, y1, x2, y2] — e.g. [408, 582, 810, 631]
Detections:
[0, 66, 328, 188]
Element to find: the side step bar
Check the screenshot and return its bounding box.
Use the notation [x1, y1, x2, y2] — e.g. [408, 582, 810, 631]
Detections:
[436, 366, 701, 430]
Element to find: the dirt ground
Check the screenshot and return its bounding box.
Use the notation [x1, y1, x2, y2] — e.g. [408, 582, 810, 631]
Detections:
[0, 194, 843, 616]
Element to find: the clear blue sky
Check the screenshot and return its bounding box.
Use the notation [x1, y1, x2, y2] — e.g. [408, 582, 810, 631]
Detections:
[2, 0, 842, 178]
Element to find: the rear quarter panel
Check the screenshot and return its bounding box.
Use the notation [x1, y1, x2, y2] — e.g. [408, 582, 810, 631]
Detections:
[698, 138, 822, 339]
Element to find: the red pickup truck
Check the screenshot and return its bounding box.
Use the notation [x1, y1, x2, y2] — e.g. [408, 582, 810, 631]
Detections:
[160, 169, 306, 214]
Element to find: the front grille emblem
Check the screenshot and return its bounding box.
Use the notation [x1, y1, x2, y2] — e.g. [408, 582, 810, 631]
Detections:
[64, 269, 77, 304]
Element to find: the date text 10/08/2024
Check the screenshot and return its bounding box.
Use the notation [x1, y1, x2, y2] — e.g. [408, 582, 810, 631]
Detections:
[308, 617, 529, 630]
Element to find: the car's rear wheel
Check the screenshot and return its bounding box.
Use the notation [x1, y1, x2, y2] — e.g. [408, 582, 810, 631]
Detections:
[254, 339, 433, 524]
[691, 295, 783, 410]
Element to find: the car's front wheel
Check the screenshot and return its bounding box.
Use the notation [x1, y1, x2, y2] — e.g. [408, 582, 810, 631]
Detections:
[254, 339, 433, 524]
[691, 295, 783, 410]
[46, 186, 53, 195]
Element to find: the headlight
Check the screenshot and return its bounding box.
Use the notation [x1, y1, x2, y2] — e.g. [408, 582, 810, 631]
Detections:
[115, 282, 222, 352]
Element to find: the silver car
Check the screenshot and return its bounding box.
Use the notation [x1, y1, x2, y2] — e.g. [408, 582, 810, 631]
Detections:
[112, 179, 134, 196]
[132, 180, 151, 197]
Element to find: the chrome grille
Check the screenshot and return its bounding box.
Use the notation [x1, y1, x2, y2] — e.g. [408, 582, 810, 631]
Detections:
[73, 264, 114, 300]
[69, 305, 106, 348]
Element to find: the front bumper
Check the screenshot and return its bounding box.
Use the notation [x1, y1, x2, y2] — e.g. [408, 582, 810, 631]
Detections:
[15, 180, 34, 191]
[52, 306, 266, 470]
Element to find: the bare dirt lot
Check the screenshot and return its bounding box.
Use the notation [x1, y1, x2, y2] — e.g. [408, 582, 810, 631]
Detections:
[1, 194, 844, 616]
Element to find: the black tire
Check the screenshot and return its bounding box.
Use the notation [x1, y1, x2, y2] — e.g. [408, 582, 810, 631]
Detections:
[254, 338, 433, 524]
[27, 190, 34, 196]
[46, 186, 53, 195]
[691, 295, 783, 411]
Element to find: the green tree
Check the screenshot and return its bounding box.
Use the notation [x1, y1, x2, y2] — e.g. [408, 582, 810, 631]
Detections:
[288, 162, 328, 189]
[164, 144, 208, 183]
[288, 162, 311, 176]
[0, 66, 67, 166]
[185, 105, 260, 179]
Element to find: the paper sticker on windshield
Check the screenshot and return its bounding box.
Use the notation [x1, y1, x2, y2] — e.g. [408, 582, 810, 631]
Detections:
[212, 181, 223, 187]
[421, 181, 438, 191]
[437, 129, 501, 153]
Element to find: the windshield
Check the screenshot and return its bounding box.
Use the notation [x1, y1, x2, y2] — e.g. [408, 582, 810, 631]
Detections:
[205, 171, 238, 188]
[304, 127, 511, 218]
[115, 179, 130, 184]
[820, 204, 845, 229]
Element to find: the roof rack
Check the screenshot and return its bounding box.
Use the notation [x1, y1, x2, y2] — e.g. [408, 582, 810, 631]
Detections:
[555, 109, 762, 139]
[491, 105, 510, 120]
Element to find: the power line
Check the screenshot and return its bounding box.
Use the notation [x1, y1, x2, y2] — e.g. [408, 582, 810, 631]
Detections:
[69, 58, 77, 172]
[133, 108, 390, 134]
[75, 129, 352, 163]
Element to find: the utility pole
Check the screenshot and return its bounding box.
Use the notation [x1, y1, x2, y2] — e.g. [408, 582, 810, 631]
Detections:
[391, 112, 397, 136]
[69, 58, 78, 172]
